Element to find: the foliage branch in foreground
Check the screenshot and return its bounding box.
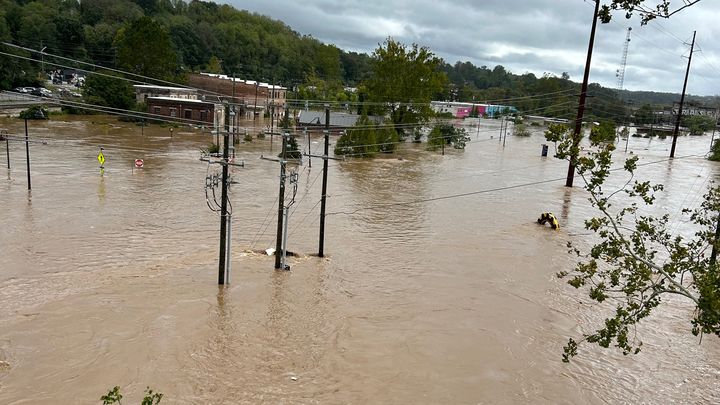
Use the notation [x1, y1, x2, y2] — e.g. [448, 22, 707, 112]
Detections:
[545, 124, 720, 362]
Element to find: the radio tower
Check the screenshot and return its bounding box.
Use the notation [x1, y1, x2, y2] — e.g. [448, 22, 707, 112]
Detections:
[616, 27, 632, 95]
[616, 27, 632, 152]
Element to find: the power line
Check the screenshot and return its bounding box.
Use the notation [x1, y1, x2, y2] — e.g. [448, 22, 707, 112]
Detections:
[325, 153, 705, 216]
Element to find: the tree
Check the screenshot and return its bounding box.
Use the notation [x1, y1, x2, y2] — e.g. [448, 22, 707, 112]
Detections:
[545, 124, 720, 362]
[427, 123, 470, 151]
[375, 120, 399, 153]
[101, 385, 163, 404]
[682, 115, 715, 135]
[115, 16, 179, 81]
[83, 71, 136, 110]
[588, 120, 616, 143]
[513, 122, 531, 137]
[599, 0, 701, 24]
[334, 115, 378, 157]
[364, 38, 447, 138]
[634, 104, 655, 125]
[205, 55, 222, 74]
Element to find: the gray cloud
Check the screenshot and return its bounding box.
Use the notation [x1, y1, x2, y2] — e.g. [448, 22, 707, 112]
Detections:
[218, 0, 720, 95]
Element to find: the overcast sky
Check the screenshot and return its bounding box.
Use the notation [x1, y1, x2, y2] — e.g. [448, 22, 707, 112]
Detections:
[218, 0, 720, 96]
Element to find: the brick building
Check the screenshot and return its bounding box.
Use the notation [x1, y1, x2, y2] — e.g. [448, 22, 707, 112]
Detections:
[188, 73, 287, 120]
[134, 85, 198, 104]
[146, 96, 224, 128]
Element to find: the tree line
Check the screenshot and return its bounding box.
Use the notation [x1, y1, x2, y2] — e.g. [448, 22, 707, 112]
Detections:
[2, 0, 714, 123]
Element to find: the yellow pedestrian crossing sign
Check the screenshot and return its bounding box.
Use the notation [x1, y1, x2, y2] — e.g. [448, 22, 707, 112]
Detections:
[97, 150, 105, 166]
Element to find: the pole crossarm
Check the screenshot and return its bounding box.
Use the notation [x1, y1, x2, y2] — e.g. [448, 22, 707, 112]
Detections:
[1, 135, 48, 144]
[199, 156, 245, 167]
[303, 153, 343, 161]
[259, 155, 284, 163]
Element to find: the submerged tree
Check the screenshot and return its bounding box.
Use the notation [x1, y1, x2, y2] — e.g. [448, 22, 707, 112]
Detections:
[334, 115, 378, 158]
[364, 38, 447, 139]
[545, 124, 720, 362]
[427, 123, 470, 151]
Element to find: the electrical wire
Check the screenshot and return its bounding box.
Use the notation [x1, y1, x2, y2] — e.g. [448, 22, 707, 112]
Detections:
[324, 153, 705, 216]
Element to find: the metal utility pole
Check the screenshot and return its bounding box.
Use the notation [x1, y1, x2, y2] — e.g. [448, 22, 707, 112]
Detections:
[670, 30, 697, 159]
[281, 169, 299, 271]
[200, 127, 244, 285]
[319, 106, 330, 257]
[274, 134, 288, 269]
[566, 0, 600, 187]
[218, 104, 232, 284]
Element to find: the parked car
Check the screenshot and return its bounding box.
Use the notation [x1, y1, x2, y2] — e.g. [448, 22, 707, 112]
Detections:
[31, 88, 53, 98]
[58, 88, 81, 98]
[13, 87, 35, 93]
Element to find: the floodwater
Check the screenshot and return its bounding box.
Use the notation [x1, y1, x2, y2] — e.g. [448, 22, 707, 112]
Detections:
[0, 115, 719, 404]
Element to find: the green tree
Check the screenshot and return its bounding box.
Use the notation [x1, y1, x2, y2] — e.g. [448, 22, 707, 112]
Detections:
[335, 115, 378, 157]
[588, 121, 616, 143]
[364, 38, 447, 138]
[101, 385, 163, 404]
[599, 0, 700, 24]
[427, 123, 470, 151]
[634, 104, 656, 125]
[546, 124, 720, 362]
[513, 122, 531, 137]
[115, 16, 179, 81]
[682, 115, 715, 135]
[205, 55, 222, 74]
[83, 71, 136, 110]
[375, 120, 399, 153]
[169, 22, 209, 70]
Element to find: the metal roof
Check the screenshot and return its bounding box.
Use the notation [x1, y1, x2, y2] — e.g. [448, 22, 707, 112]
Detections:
[297, 111, 384, 127]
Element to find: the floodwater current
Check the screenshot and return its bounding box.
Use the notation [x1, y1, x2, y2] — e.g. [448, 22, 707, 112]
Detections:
[0, 115, 719, 404]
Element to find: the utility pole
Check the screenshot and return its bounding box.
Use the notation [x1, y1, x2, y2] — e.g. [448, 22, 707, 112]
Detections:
[232, 73, 236, 149]
[670, 30, 697, 159]
[498, 116, 503, 142]
[306, 127, 311, 168]
[711, 211, 720, 266]
[319, 106, 330, 257]
[2, 130, 47, 177]
[274, 134, 287, 269]
[503, 118, 508, 148]
[24, 118, 31, 190]
[217, 104, 233, 284]
[2, 129, 9, 170]
[566, 0, 600, 187]
[200, 121, 244, 285]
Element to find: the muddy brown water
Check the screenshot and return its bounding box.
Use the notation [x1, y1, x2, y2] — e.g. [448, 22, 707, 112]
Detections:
[1, 115, 719, 404]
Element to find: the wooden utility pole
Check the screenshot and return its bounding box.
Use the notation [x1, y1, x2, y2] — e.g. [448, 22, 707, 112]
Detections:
[711, 212, 720, 266]
[566, 0, 600, 187]
[670, 30, 696, 159]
